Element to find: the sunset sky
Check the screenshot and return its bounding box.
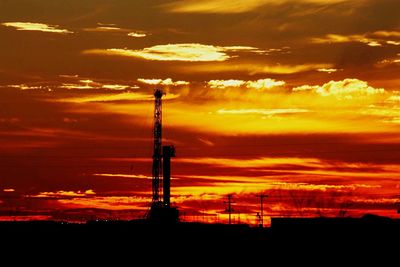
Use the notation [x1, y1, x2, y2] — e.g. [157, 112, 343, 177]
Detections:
[0, 0, 399, 223]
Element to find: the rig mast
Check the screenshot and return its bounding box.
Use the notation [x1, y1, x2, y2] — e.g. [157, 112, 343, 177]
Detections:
[152, 89, 164, 205]
[149, 89, 179, 222]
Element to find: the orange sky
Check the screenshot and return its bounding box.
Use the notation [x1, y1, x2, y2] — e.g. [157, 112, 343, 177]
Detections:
[0, 0, 399, 223]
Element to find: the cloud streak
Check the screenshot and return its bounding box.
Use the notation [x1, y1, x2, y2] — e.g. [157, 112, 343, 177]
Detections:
[312, 31, 400, 47]
[208, 78, 285, 89]
[83, 43, 264, 62]
[163, 0, 348, 14]
[293, 79, 385, 98]
[2, 22, 73, 34]
[138, 78, 189, 86]
[183, 63, 334, 74]
[217, 108, 310, 116]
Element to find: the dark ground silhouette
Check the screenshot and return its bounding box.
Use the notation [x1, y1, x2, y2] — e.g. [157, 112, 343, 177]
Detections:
[1, 214, 399, 259]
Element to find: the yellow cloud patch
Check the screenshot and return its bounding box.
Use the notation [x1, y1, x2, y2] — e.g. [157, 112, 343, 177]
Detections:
[3, 188, 15, 192]
[246, 79, 286, 89]
[318, 68, 339, 73]
[93, 173, 152, 179]
[208, 78, 285, 89]
[83, 43, 263, 62]
[183, 62, 334, 74]
[30, 190, 95, 198]
[217, 108, 309, 116]
[138, 78, 189, 86]
[208, 80, 246, 88]
[293, 79, 385, 98]
[2, 22, 72, 34]
[127, 32, 147, 38]
[164, 0, 347, 14]
[60, 92, 179, 103]
[312, 31, 400, 47]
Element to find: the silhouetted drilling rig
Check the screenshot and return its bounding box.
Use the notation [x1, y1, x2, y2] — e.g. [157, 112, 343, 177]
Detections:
[148, 89, 179, 223]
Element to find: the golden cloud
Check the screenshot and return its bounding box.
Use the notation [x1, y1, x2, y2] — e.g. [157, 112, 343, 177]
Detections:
[385, 95, 400, 103]
[312, 31, 400, 47]
[83, 25, 147, 37]
[163, 0, 347, 14]
[208, 78, 285, 89]
[293, 79, 385, 98]
[58, 79, 136, 90]
[177, 157, 322, 168]
[60, 92, 179, 103]
[3, 189, 15, 192]
[58, 196, 148, 210]
[83, 43, 263, 62]
[6, 84, 50, 90]
[30, 190, 96, 198]
[386, 41, 400, 46]
[127, 32, 147, 38]
[93, 173, 152, 179]
[208, 80, 246, 88]
[2, 22, 72, 34]
[371, 31, 400, 38]
[101, 84, 134, 90]
[376, 54, 400, 67]
[217, 108, 309, 116]
[138, 78, 189, 86]
[83, 26, 126, 32]
[182, 62, 334, 74]
[317, 68, 340, 73]
[246, 78, 286, 89]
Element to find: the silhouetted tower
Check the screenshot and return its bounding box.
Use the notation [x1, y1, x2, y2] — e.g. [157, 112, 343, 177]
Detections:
[152, 89, 164, 205]
[224, 194, 235, 225]
[163, 145, 175, 208]
[148, 89, 179, 223]
[256, 194, 268, 228]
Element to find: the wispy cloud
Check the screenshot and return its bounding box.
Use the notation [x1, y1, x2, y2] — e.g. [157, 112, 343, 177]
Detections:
[317, 68, 340, 73]
[177, 157, 322, 168]
[208, 78, 285, 89]
[93, 173, 152, 179]
[247, 79, 286, 89]
[163, 0, 347, 14]
[83, 43, 264, 62]
[138, 78, 189, 86]
[29, 190, 95, 198]
[60, 82, 136, 90]
[2, 22, 72, 34]
[217, 108, 310, 116]
[312, 31, 400, 47]
[3, 189, 15, 192]
[376, 53, 400, 67]
[5, 84, 51, 90]
[83, 25, 148, 38]
[128, 32, 147, 38]
[60, 92, 179, 103]
[293, 79, 385, 98]
[183, 63, 334, 74]
[83, 26, 126, 32]
[208, 80, 246, 88]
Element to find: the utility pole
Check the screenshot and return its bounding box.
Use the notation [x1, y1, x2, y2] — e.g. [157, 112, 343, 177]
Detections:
[224, 194, 235, 225]
[256, 194, 268, 228]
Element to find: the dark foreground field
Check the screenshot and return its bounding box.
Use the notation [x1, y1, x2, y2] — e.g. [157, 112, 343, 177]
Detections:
[1, 214, 399, 258]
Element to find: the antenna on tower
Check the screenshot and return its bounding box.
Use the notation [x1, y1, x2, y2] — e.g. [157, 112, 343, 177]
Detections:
[256, 194, 268, 228]
[224, 194, 235, 225]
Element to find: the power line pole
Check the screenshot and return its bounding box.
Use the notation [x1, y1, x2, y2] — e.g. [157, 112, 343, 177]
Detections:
[256, 194, 268, 228]
[224, 194, 235, 225]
